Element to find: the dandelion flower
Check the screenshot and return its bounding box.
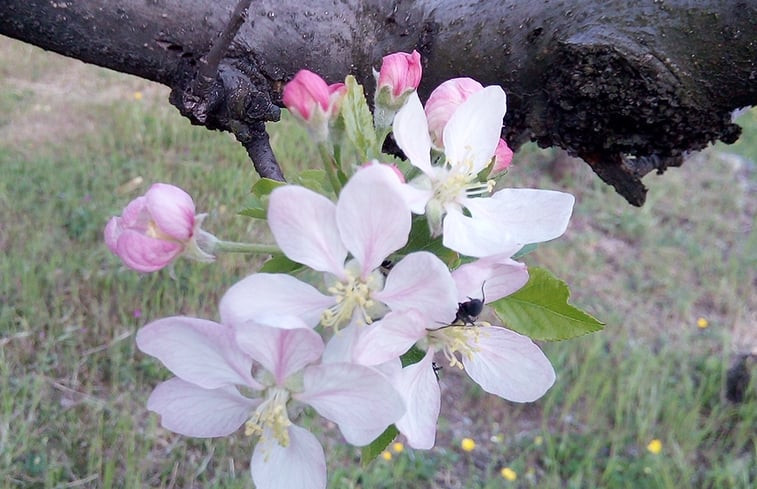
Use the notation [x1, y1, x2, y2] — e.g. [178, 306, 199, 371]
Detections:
[392, 442, 404, 453]
[461, 438, 476, 452]
[500, 467, 517, 481]
[381, 451, 392, 461]
[697, 317, 709, 329]
[647, 439, 662, 454]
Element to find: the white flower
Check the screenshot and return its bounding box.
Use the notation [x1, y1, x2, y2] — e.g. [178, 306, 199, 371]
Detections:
[137, 315, 405, 489]
[393, 87, 575, 257]
[219, 164, 458, 337]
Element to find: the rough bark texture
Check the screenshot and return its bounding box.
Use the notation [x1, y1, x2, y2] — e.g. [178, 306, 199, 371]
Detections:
[2, 0, 755, 205]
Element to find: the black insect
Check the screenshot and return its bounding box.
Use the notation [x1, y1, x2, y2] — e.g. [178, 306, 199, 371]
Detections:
[454, 282, 486, 326]
[432, 361, 442, 380]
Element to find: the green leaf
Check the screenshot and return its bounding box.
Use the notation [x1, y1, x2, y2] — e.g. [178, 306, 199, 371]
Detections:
[296, 169, 330, 195]
[239, 195, 266, 220]
[400, 345, 427, 367]
[259, 255, 304, 274]
[361, 425, 399, 466]
[341, 75, 378, 160]
[490, 267, 604, 341]
[513, 243, 538, 259]
[251, 178, 285, 198]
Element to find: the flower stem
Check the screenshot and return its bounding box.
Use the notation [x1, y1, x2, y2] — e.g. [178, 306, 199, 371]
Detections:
[215, 240, 282, 255]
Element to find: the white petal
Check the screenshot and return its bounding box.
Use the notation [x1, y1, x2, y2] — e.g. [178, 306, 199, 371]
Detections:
[136, 317, 259, 390]
[268, 185, 347, 276]
[400, 181, 434, 215]
[296, 363, 405, 445]
[352, 310, 428, 366]
[467, 188, 576, 245]
[443, 86, 506, 173]
[375, 251, 458, 323]
[393, 92, 434, 176]
[336, 165, 411, 276]
[452, 255, 528, 303]
[251, 425, 326, 489]
[462, 327, 556, 402]
[219, 273, 334, 328]
[442, 206, 515, 258]
[321, 323, 361, 363]
[394, 351, 440, 449]
[147, 378, 258, 437]
[236, 323, 323, 385]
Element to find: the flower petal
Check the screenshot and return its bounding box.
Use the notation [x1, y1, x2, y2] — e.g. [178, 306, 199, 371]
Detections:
[336, 165, 411, 276]
[443, 86, 506, 173]
[462, 327, 556, 402]
[321, 323, 361, 364]
[352, 310, 428, 366]
[147, 378, 258, 437]
[145, 183, 196, 241]
[136, 316, 259, 389]
[394, 351, 440, 449]
[251, 424, 326, 489]
[236, 322, 323, 385]
[466, 188, 576, 245]
[219, 273, 334, 328]
[393, 92, 433, 176]
[115, 229, 183, 272]
[268, 185, 347, 277]
[452, 254, 528, 303]
[296, 363, 405, 445]
[374, 251, 458, 323]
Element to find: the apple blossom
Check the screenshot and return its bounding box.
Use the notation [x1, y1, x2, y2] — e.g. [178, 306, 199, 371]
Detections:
[219, 164, 458, 338]
[137, 315, 404, 489]
[282, 69, 347, 142]
[393, 86, 575, 257]
[376, 50, 422, 102]
[491, 138, 514, 176]
[104, 183, 216, 272]
[352, 259, 554, 449]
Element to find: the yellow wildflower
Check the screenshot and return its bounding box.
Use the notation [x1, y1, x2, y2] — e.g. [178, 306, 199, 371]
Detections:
[381, 450, 392, 461]
[646, 439, 662, 454]
[392, 442, 404, 453]
[500, 467, 517, 481]
[460, 438, 476, 452]
[133, 91, 143, 101]
[697, 317, 709, 329]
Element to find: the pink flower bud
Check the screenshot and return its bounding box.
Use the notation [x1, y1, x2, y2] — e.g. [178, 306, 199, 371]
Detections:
[105, 183, 213, 272]
[377, 50, 422, 99]
[424, 77, 484, 148]
[490, 139, 514, 175]
[282, 70, 345, 141]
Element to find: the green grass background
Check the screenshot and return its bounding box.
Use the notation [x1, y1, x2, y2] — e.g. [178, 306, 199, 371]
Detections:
[1, 38, 755, 488]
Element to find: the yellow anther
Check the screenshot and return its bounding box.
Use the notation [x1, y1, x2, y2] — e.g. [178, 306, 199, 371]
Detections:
[244, 389, 291, 447]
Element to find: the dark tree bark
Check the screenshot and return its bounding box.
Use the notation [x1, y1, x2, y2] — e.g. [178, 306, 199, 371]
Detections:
[1, 0, 755, 205]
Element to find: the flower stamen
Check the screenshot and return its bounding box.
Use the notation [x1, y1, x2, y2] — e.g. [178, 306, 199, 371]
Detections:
[244, 388, 291, 447]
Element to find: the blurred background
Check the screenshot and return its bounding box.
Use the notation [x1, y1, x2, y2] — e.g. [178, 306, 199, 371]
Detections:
[0, 36, 754, 488]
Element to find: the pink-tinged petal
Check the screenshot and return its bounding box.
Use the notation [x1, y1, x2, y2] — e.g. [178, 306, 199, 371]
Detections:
[443, 86, 507, 173]
[394, 351, 440, 449]
[119, 195, 149, 229]
[374, 251, 457, 323]
[353, 310, 428, 366]
[400, 182, 433, 214]
[251, 424, 326, 489]
[103, 217, 121, 253]
[115, 230, 183, 272]
[393, 92, 433, 176]
[137, 316, 259, 390]
[452, 254, 528, 303]
[236, 323, 323, 385]
[466, 188, 576, 245]
[336, 165, 411, 276]
[462, 327, 556, 402]
[219, 273, 334, 328]
[145, 183, 196, 241]
[296, 363, 405, 445]
[377, 50, 422, 98]
[147, 378, 258, 437]
[268, 185, 347, 277]
[321, 323, 361, 363]
[490, 139, 514, 176]
[425, 77, 484, 148]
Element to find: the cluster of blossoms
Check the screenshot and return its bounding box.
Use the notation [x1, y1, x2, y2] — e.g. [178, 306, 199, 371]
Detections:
[106, 50, 576, 489]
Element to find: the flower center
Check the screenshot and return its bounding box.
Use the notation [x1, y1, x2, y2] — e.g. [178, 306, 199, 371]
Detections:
[431, 159, 495, 209]
[244, 387, 292, 447]
[320, 267, 384, 331]
[427, 325, 483, 370]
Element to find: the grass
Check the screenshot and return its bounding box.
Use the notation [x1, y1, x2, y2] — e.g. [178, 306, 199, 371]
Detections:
[1, 37, 755, 488]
